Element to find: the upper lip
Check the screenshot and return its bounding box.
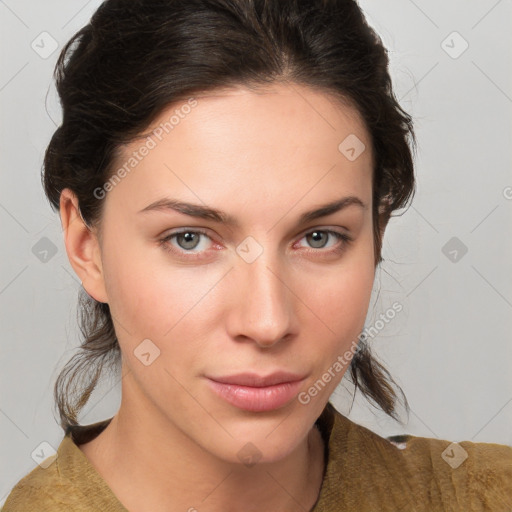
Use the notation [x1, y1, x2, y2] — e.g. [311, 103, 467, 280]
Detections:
[207, 371, 307, 387]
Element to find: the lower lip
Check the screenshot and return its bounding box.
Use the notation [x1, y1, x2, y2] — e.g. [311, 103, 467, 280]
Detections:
[206, 378, 304, 412]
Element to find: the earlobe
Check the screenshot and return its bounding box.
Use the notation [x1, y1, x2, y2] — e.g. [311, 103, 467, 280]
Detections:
[59, 188, 108, 303]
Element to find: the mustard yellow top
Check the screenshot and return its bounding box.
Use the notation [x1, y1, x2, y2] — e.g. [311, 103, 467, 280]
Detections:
[3, 402, 511, 511]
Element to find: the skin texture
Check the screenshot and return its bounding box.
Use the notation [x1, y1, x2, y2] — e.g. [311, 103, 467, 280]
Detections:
[59, 82, 380, 512]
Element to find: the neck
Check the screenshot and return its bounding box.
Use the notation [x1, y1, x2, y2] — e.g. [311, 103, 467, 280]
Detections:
[79, 382, 325, 512]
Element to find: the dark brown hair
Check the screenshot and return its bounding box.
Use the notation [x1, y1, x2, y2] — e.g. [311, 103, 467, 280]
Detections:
[43, 0, 415, 432]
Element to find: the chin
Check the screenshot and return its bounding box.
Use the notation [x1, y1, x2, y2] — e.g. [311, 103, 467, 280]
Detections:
[215, 416, 309, 466]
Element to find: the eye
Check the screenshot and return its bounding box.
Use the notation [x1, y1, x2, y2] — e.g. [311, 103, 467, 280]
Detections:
[159, 227, 352, 260]
[160, 228, 214, 257]
[296, 229, 352, 254]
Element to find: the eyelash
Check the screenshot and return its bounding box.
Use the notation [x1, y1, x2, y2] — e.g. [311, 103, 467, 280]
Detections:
[159, 228, 353, 261]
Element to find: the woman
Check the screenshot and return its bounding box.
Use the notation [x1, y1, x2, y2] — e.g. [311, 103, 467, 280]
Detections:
[3, 0, 511, 511]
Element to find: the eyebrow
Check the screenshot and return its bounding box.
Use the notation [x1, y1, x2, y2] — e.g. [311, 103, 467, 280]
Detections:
[138, 195, 367, 227]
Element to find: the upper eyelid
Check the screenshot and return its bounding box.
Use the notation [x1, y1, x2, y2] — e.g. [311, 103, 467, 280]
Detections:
[161, 225, 350, 238]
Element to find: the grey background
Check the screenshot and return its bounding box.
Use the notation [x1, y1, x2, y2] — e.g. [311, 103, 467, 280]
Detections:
[1, 0, 511, 504]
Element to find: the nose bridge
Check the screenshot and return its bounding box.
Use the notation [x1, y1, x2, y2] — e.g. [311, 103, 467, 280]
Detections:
[233, 240, 293, 346]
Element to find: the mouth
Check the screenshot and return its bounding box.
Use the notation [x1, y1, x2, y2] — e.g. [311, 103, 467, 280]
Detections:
[205, 372, 307, 412]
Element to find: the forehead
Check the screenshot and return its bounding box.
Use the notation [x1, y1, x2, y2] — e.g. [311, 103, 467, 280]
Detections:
[105, 83, 373, 217]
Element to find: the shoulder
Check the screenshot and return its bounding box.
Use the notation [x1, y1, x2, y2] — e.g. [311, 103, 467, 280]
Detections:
[325, 405, 512, 510]
[2, 419, 124, 512]
[2, 448, 69, 512]
[394, 433, 512, 510]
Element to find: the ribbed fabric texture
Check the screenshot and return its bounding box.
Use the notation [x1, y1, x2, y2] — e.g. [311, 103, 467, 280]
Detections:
[3, 402, 512, 511]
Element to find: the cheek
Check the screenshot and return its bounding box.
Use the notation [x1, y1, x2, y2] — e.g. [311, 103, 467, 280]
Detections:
[294, 249, 375, 405]
[298, 236, 375, 353]
[99, 227, 184, 338]
[100, 229, 223, 365]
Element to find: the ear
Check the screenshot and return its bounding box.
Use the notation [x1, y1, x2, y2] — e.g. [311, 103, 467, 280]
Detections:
[59, 188, 108, 303]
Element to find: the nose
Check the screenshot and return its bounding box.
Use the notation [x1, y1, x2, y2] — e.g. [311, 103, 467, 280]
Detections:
[226, 252, 296, 349]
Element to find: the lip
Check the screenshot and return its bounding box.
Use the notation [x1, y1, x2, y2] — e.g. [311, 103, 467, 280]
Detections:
[206, 372, 307, 412]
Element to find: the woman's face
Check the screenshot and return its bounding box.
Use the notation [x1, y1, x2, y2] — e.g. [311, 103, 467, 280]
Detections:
[91, 83, 375, 463]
